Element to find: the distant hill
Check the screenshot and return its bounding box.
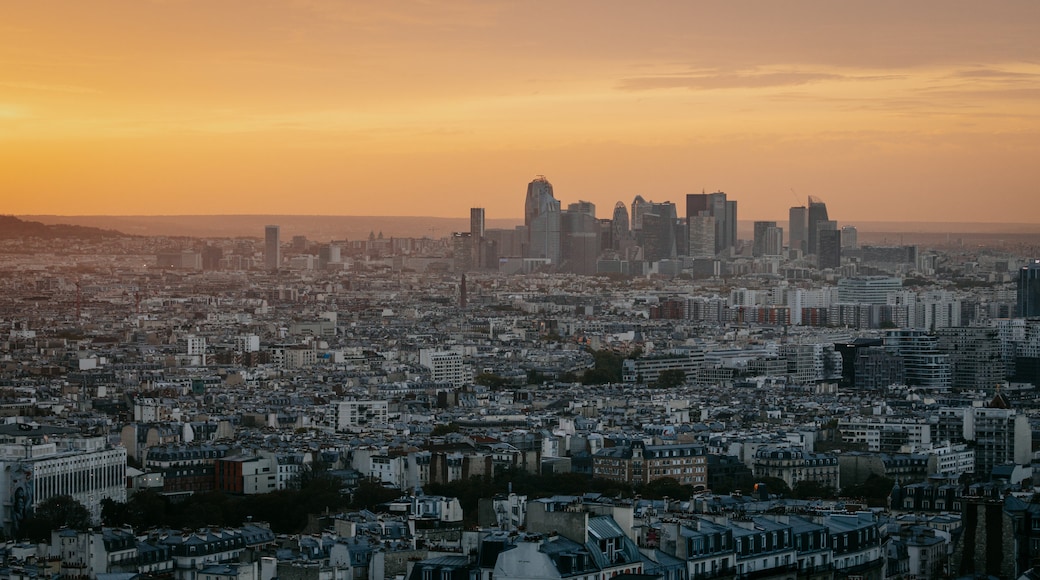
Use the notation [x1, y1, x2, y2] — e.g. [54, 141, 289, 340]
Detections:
[0, 215, 127, 240]
[19, 214, 524, 240]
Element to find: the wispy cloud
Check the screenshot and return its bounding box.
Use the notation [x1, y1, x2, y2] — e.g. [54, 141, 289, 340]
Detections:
[617, 70, 844, 92]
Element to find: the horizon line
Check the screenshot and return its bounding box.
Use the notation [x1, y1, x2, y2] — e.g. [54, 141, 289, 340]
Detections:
[13, 213, 1040, 226]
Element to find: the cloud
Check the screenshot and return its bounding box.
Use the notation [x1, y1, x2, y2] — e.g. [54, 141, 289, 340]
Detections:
[617, 71, 844, 92]
[953, 68, 1040, 81]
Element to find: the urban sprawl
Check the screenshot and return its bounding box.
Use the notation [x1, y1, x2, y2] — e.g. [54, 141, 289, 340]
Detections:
[3, 177, 1040, 580]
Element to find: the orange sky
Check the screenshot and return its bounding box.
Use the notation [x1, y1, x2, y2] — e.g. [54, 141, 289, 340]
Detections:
[2, 1, 1039, 222]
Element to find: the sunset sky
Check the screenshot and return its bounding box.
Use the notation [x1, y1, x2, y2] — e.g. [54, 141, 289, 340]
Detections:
[3, 1, 1039, 223]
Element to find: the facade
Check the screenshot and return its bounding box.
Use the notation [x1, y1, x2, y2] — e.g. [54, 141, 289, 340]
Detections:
[419, 349, 467, 387]
[837, 276, 902, 304]
[621, 349, 704, 384]
[592, 441, 707, 487]
[334, 400, 390, 432]
[214, 454, 278, 495]
[936, 326, 1004, 390]
[838, 418, 932, 453]
[0, 426, 127, 535]
[884, 329, 951, 390]
[753, 448, 840, 491]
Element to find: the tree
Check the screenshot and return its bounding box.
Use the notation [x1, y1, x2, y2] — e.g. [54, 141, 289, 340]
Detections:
[19, 495, 91, 541]
[583, 349, 623, 385]
[474, 372, 509, 389]
[655, 369, 686, 389]
[793, 480, 836, 500]
[640, 477, 693, 500]
[431, 422, 461, 436]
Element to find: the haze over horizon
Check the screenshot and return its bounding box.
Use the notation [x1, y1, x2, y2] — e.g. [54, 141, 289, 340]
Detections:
[4, 1, 1039, 222]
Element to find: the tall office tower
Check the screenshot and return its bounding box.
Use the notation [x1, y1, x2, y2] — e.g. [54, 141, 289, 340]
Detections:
[631, 195, 651, 230]
[753, 221, 778, 257]
[818, 227, 842, 269]
[686, 192, 734, 254]
[725, 199, 738, 249]
[789, 206, 808, 255]
[524, 176, 561, 264]
[841, 225, 858, 249]
[1018, 259, 1040, 317]
[806, 196, 829, 256]
[638, 202, 678, 262]
[264, 225, 280, 271]
[452, 232, 473, 272]
[764, 225, 784, 256]
[470, 208, 485, 269]
[611, 201, 631, 250]
[561, 207, 600, 274]
[687, 215, 716, 258]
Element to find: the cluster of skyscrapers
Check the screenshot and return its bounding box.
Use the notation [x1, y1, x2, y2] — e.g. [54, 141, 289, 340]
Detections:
[456, 176, 845, 276]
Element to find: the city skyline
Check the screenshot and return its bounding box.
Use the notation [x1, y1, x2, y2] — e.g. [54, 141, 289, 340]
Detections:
[3, 2, 1039, 222]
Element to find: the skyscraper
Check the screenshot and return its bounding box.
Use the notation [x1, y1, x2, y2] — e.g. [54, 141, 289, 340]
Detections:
[524, 176, 561, 264]
[687, 215, 716, 258]
[818, 226, 841, 269]
[789, 206, 808, 255]
[264, 225, 280, 271]
[841, 225, 858, 249]
[470, 207, 485, 269]
[686, 192, 735, 254]
[806, 196, 829, 256]
[631, 195, 650, 231]
[638, 202, 677, 262]
[1018, 259, 1040, 317]
[611, 201, 631, 251]
[561, 205, 600, 274]
[752, 221, 777, 257]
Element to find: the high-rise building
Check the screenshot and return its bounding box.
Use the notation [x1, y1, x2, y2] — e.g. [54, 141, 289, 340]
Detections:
[818, 227, 842, 269]
[841, 225, 858, 249]
[470, 208, 485, 269]
[687, 215, 716, 258]
[753, 221, 777, 257]
[524, 176, 561, 264]
[611, 201, 631, 251]
[1018, 259, 1040, 317]
[452, 232, 473, 272]
[686, 192, 735, 254]
[637, 202, 677, 262]
[264, 225, 280, 271]
[561, 208, 600, 275]
[789, 206, 808, 255]
[763, 225, 784, 256]
[806, 196, 829, 256]
[631, 195, 651, 231]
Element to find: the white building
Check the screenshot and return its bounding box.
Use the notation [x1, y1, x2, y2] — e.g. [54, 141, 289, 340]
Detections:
[334, 400, 389, 432]
[419, 349, 468, 387]
[0, 425, 127, 535]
